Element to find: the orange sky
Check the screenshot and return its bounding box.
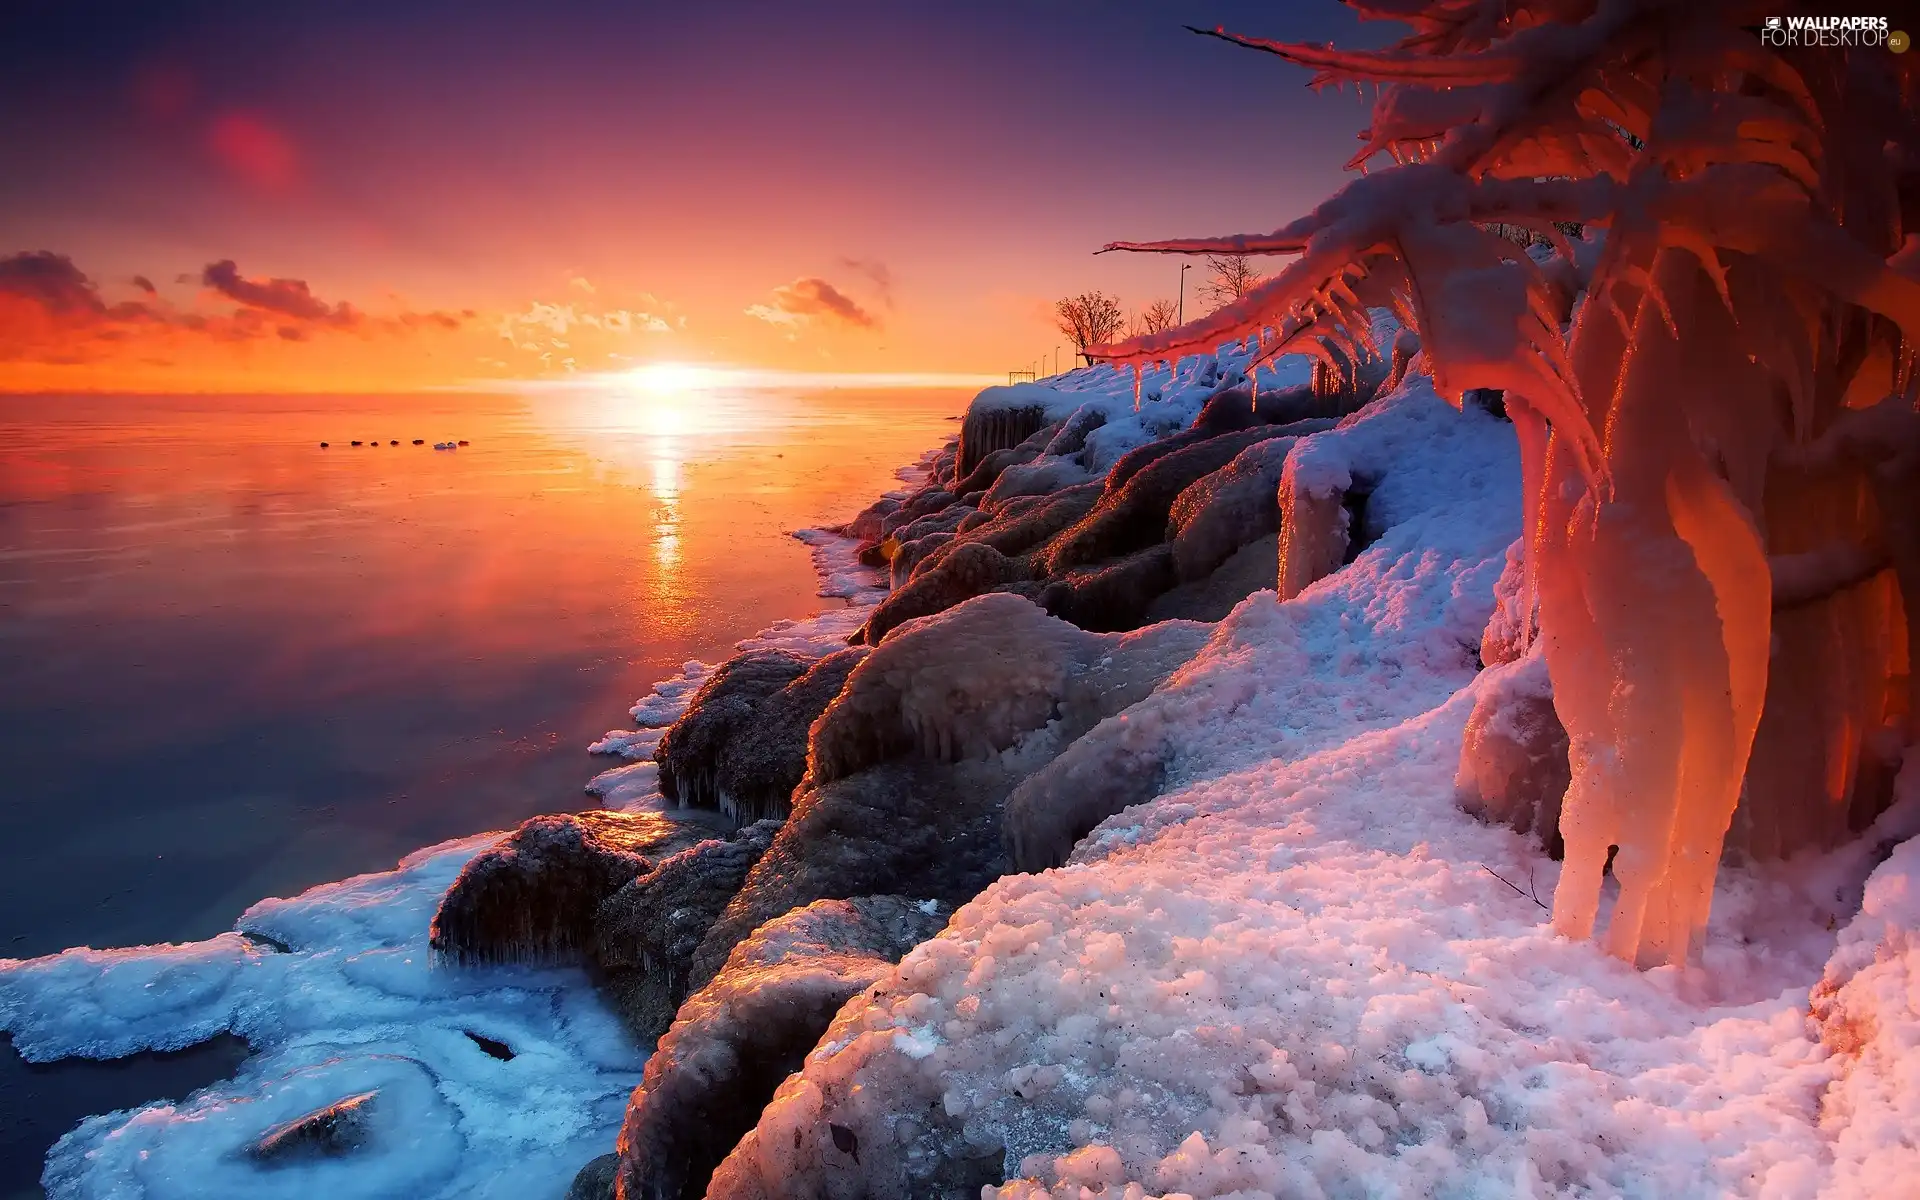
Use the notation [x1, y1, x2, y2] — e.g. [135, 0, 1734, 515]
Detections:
[0, 2, 1384, 393]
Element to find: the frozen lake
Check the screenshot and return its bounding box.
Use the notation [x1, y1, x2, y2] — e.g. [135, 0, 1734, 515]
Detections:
[0, 381, 964, 1195]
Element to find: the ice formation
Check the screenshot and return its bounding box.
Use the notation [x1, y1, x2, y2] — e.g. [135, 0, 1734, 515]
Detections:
[1092, 0, 1920, 967]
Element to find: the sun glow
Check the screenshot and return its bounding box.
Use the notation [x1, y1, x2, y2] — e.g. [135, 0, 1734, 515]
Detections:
[625, 362, 720, 397]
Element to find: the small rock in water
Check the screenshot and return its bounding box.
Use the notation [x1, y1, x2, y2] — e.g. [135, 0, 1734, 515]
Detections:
[566, 1152, 620, 1200]
[319, 442, 329, 448]
[350, 440, 362, 446]
[389, 439, 399, 445]
[457, 439, 469, 446]
[245, 1090, 378, 1162]
[412, 438, 424, 445]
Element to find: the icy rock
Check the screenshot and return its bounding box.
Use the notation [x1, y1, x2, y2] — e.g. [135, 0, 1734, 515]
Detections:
[892, 503, 973, 547]
[881, 488, 958, 538]
[246, 1089, 379, 1162]
[429, 810, 705, 966]
[983, 456, 1094, 510]
[959, 385, 1085, 476]
[1145, 533, 1281, 624]
[838, 496, 901, 543]
[1042, 402, 1109, 458]
[913, 482, 1102, 583]
[687, 760, 1015, 993]
[1040, 543, 1178, 633]
[814, 592, 1207, 789]
[1042, 425, 1311, 577]
[956, 443, 1044, 498]
[713, 647, 869, 825]
[1167, 434, 1315, 583]
[1453, 646, 1569, 858]
[564, 1152, 619, 1200]
[593, 819, 783, 1044]
[615, 896, 949, 1200]
[657, 649, 814, 813]
[891, 531, 955, 586]
[860, 541, 1025, 645]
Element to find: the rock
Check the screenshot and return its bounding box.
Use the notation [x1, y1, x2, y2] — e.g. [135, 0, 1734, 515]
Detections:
[687, 762, 1011, 991]
[1043, 424, 1312, 576]
[711, 648, 868, 825]
[880, 487, 956, 537]
[615, 897, 949, 1200]
[958, 399, 1051, 477]
[593, 820, 783, 1044]
[565, 1152, 620, 1200]
[840, 496, 901, 542]
[1040, 543, 1178, 632]
[429, 810, 704, 966]
[1454, 648, 1569, 858]
[953, 443, 1042, 497]
[657, 649, 814, 813]
[1042, 401, 1109, 457]
[890, 531, 955, 587]
[1145, 533, 1280, 623]
[861, 541, 1023, 645]
[1167, 436, 1305, 582]
[246, 1090, 378, 1162]
[1004, 706, 1175, 872]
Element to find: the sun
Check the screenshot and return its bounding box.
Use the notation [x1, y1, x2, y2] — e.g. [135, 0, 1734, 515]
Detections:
[625, 361, 717, 397]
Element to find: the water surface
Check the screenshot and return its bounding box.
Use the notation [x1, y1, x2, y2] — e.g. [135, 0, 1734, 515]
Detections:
[0, 383, 962, 1194]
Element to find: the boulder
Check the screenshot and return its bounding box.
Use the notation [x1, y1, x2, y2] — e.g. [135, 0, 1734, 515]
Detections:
[614, 897, 949, 1200]
[429, 810, 704, 966]
[657, 650, 813, 812]
[593, 820, 784, 1043]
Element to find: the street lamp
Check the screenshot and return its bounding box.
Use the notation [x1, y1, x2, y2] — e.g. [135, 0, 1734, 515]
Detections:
[1177, 262, 1193, 325]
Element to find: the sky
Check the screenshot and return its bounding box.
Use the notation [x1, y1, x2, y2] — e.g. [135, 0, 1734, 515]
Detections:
[0, 0, 1388, 392]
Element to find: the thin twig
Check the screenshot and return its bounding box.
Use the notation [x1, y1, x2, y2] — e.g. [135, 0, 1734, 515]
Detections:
[1484, 865, 1549, 910]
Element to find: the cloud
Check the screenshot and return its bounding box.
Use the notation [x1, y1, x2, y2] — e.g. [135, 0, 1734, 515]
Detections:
[746, 277, 879, 330]
[838, 257, 895, 308]
[0, 252, 110, 317]
[496, 293, 677, 372]
[201, 259, 355, 325]
[569, 276, 597, 294]
[0, 250, 468, 367]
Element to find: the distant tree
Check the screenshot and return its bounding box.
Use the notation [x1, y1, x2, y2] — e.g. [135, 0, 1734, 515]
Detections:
[1200, 253, 1262, 310]
[1133, 298, 1180, 338]
[1054, 291, 1127, 364]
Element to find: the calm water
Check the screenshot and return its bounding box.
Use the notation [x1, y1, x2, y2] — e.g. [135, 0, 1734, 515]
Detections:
[0, 384, 963, 1195]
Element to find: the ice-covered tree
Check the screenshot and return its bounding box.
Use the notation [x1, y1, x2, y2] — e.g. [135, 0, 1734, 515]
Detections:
[1090, 0, 1919, 968]
[1054, 291, 1126, 365]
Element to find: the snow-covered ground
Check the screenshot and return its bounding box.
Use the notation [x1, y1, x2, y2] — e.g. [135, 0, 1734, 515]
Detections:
[5, 353, 1918, 1199]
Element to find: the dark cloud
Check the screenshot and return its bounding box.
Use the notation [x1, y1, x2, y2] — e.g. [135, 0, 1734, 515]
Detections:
[201, 259, 353, 325]
[0, 250, 470, 366]
[0, 251, 107, 317]
[838, 257, 894, 308]
[746, 277, 879, 330]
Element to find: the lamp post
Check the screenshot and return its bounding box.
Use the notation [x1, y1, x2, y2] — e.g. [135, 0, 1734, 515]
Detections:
[1178, 262, 1193, 325]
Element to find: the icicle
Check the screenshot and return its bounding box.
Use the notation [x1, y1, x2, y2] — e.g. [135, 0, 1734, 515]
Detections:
[1132, 364, 1143, 412]
[1250, 361, 1259, 409]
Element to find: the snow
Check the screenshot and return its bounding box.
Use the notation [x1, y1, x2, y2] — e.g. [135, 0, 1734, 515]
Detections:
[713, 377, 1920, 1200]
